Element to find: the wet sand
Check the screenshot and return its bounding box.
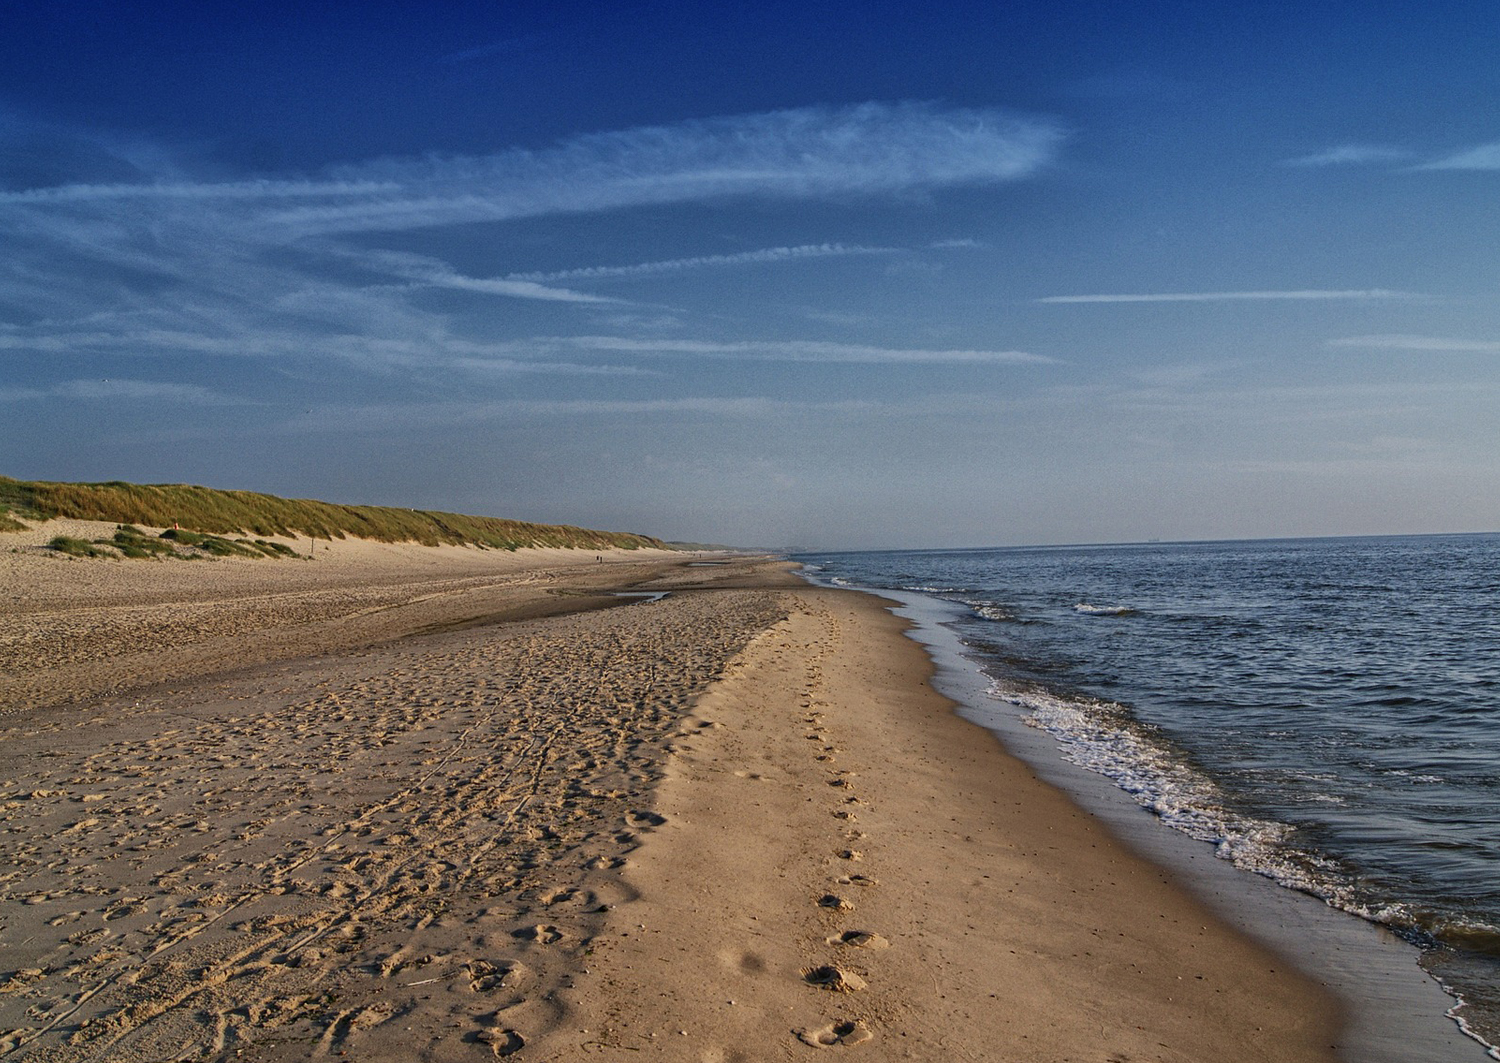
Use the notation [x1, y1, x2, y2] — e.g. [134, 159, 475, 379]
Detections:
[0, 529, 1341, 1061]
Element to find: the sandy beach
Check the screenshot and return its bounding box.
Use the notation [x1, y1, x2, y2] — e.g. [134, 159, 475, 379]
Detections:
[0, 526, 1340, 1061]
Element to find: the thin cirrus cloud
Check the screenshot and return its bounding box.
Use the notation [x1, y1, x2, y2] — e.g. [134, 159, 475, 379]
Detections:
[1329, 334, 1500, 353]
[1413, 141, 1500, 171]
[1281, 144, 1415, 168]
[0, 326, 650, 376]
[0, 179, 399, 205]
[3, 102, 1060, 225]
[1281, 140, 1500, 172]
[265, 102, 1065, 236]
[506, 243, 896, 284]
[0, 378, 243, 404]
[279, 394, 876, 435]
[328, 247, 620, 304]
[1037, 289, 1419, 304]
[430, 275, 619, 303]
[0, 101, 1062, 365]
[545, 336, 1054, 365]
[391, 267, 620, 304]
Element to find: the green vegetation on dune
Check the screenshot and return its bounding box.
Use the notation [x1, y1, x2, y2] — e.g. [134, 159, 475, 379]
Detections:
[1, 476, 667, 552]
[47, 534, 113, 559]
[40, 524, 309, 562]
[112, 525, 179, 558]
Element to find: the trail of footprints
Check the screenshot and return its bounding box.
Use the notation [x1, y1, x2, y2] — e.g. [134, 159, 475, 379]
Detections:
[0, 590, 787, 1061]
[791, 612, 885, 1051]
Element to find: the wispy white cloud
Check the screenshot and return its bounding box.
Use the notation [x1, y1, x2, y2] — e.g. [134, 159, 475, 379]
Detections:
[1285, 139, 1500, 172]
[507, 243, 895, 283]
[431, 275, 621, 303]
[266, 102, 1064, 236]
[545, 335, 1054, 364]
[392, 265, 621, 304]
[0, 327, 653, 376]
[0, 316, 1050, 369]
[1329, 334, 1500, 353]
[0, 378, 244, 404]
[276, 394, 876, 434]
[312, 247, 620, 303]
[0, 102, 1061, 382]
[1414, 141, 1500, 171]
[1282, 144, 1414, 168]
[0, 179, 399, 205]
[1038, 289, 1419, 304]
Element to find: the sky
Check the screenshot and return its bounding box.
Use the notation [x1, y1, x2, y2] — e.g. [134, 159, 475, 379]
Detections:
[2, 0, 1498, 549]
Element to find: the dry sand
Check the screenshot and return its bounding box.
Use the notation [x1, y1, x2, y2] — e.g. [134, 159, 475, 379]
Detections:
[0, 519, 685, 716]
[0, 524, 1341, 1061]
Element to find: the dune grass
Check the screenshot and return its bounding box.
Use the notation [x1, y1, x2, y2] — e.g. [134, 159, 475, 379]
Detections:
[40, 524, 310, 562]
[48, 535, 113, 559]
[3, 476, 667, 552]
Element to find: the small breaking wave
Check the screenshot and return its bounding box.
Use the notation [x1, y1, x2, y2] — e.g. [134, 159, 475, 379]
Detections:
[969, 602, 1019, 623]
[1074, 602, 1135, 616]
[988, 667, 1500, 1062]
[989, 681, 1351, 903]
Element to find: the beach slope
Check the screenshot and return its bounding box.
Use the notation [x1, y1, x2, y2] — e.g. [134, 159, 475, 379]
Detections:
[0, 543, 1339, 1061]
[562, 581, 1342, 1062]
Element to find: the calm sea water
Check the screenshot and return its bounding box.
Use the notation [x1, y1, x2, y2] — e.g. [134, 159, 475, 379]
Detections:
[796, 534, 1500, 1055]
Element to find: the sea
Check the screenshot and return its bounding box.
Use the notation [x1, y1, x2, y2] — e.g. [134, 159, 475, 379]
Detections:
[795, 533, 1500, 1060]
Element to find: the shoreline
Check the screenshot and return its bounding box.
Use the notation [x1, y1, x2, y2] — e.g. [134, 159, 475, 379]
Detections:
[0, 541, 1356, 1059]
[562, 579, 1343, 1061]
[837, 583, 1487, 1063]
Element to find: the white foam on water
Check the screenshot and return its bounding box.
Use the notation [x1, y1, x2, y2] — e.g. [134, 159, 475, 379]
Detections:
[992, 681, 1353, 904]
[1074, 602, 1135, 615]
[991, 680, 1500, 1060]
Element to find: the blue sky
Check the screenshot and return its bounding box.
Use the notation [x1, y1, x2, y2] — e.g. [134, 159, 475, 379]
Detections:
[2, 0, 1498, 548]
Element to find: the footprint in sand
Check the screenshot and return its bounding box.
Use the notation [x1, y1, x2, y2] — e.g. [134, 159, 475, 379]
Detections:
[474, 1026, 526, 1056]
[802, 965, 867, 993]
[830, 930, 890, 950]
[797, 1020, 874, 1048]
[817, 894, 854, 912]
[835, 874, 878, 888]
[467, 959, 527, 992]
[513, 924, 565, 945]
[625, 811, 666, 828]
